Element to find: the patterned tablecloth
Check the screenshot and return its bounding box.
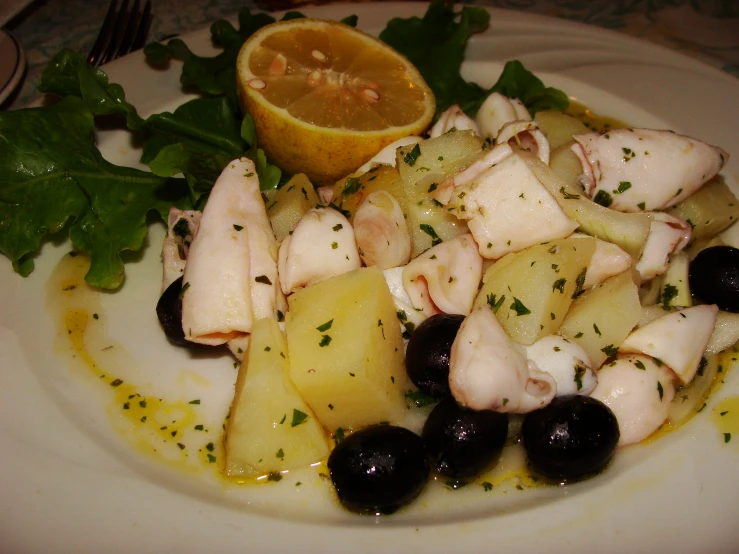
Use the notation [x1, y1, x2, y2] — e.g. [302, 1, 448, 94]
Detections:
[3, 0, 739, 110]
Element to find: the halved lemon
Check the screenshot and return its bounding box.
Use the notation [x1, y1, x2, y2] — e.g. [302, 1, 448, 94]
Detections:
[236, 18, 436, 185]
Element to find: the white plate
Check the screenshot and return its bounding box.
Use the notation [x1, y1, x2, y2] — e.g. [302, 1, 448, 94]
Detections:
[1, 3, 738, 552]
[0, 29, 26, 105]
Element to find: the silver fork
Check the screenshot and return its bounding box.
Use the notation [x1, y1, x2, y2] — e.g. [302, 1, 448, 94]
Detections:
[87, 0, 152, 67]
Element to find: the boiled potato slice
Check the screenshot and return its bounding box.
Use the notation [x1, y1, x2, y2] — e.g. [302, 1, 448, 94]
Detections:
[396, 131, 481, 256]
[286, 267, 406, 431]
[667, 177, 739, 241]
[267, 174, 319, 241]
[658, 251, 691, 308]
[225, 317, 329, 478]
[549, 141, 586, 190]
[519, 150, 653, 257]
[407, 198, 469, 258]
[331, 165, 408, 220]
[534, 111, 589, 150]
[396, 130, 485, 202]
[558, 271, 641, 368]
[473, 237, 596, 345]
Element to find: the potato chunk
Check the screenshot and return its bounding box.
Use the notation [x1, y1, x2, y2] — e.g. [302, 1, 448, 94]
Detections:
[558, 271, 641, 368]
[267, 173, 319, 241]
[473, 237, 595, 345]
[225, 318, 329, 477]
[331, 165, 407, 220]
[286, 267, 406, 431]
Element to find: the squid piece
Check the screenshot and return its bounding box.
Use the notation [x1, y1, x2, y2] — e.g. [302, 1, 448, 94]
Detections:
[496, 120, 550, 165]
[402, 233, 483, 317]
[353, 136, 422, 175]
[354, 191, 411, 269]
[634, 212, 692, 280]
[619, 304, 718, 384]
[570, 232, 632, 288]
[572, 128, 728, 212]
[449, 306, 556, 413]
[161, 207, 201, 292]
[448, 152, 578, 259]
[383, 266, 427, 334]
[475, 92, 531, 140]
[590, 355, 676, 446]
[182, 158, 270, 345]
[525, 335, 597, 396]
[278, 207, 361, 295]
[429, 105, 480, 138]
[428, 142, 513, 205]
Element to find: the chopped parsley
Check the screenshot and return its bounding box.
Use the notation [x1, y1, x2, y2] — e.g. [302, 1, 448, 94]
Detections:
[613, 181, 632, 194]
[428, 182, 438, 193]
[233, 224, 243, 231]
[419, 224, 442, 246]
[316, 319, 334, 332]
[601, 344, 619, 358]
[634, 359, 646, 370]
[319, 335, 332, 347]
[255, 275, 272, 285]
[574, 364, 586, 391]
[660, 283, 678, 310]
[179, 282, 190, 298]
[487, 293, 504, 313]
[657, 381, 664, 400]
[559, 186, 581, 200]
[404, 143, 422, 166]
[342, 177, 362, 195]
[593, 323, 601, 336]
[405, 390, 436, 408]
[291, 409, 308, 427]
[593, 190, 613, 207]
[332, 223, 343, 232]
[552, 278, 566, 293]
[572, 268, 587, 298]
[276, 448, 284, 459]
[510, 297, 531, 316]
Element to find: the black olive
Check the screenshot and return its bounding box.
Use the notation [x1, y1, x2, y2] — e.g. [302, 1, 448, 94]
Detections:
[522, 395, 619, 481]
[689, 245, 739, 312]
[156, 276, 189, 346]
[328, 425, 429, 514]
[405, 313, 465, 397]
[422, 396, 508, 479]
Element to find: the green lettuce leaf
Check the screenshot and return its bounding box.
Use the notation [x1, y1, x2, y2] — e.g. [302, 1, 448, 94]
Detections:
[39, 49, 144, 129]
[380, 0, 489, 119]
[0, 97, 189, 288]
[380, 0, 567, 118]
[144, 9, 305, 105]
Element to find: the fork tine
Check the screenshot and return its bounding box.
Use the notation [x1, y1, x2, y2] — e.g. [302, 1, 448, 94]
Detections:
[130, 1, 152, 53]
[98, 0, 131, 66]
[87, 0, 119, 66]
[115, 0, 142, 59]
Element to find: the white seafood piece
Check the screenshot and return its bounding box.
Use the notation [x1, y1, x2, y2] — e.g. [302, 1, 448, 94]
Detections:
[450, 307, 556, 413]
[569, 232, 632, 288]
[635, 212, 692, 280]
[620, 304, 718, 384]
[383, 267, 427, 334]
[429, 142, 513, 205]
[161, 207, 201, 292]
[182, 158, 260, 345]
[590, 355, 676, 446]
[227, 335, 251, 361]
[449, 152, 578, 259]
[403, 233, 483, 317]
[572, 128, 728, 212]
[525, 335, 597, 396]
[353, 136, 422, 175]
[429, 105, 480, 138]
[278, 207, 361, 295]
[475, 92, 531, 140]
[495, 120, 550, 165]
[354, 191, 411, 269]
[316, 184, 334, 205]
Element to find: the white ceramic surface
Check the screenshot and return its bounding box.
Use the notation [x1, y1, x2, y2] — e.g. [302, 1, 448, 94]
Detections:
[0, 29, 26, 105]
[1, 3, 738, 553]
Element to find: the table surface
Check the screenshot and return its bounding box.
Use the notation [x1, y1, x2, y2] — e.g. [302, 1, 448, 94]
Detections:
[3, 0, 739, 110]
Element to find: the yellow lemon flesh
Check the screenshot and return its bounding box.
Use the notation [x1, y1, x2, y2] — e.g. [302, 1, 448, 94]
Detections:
[236, 18, 435, 185]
